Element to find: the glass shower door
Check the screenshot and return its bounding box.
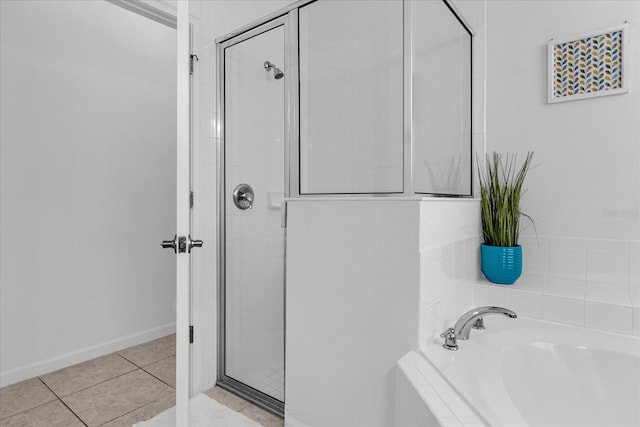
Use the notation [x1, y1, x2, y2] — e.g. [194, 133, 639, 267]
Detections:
[222, 22, 285, 406]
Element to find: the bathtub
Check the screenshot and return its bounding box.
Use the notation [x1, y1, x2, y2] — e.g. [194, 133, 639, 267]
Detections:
[420, 316, 640, 426]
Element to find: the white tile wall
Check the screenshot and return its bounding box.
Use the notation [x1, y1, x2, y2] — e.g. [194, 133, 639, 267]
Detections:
[542, 295, 585, 326]
[585, 301, 633, 334]
[471, 235, 639, 336]
[420, 235, 480, 344]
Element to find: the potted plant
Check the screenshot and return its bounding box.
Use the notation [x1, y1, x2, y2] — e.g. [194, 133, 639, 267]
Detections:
[478, 152, 534, 284]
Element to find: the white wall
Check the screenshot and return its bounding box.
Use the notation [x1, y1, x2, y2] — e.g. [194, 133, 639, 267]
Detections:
[285, 200, 421, 427]
[0, 0, 176, 386]
[484, 1, 640, 318]
[486, 0, 639, 242]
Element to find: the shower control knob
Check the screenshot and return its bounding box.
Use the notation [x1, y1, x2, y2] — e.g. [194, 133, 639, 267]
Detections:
[233, 183, 255, 210]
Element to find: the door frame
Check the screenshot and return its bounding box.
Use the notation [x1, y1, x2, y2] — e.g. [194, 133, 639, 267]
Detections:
[176, 2, 191, 425]
[215, 12, 295, 416]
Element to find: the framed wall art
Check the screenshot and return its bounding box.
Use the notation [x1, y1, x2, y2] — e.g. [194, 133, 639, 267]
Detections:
[548, 23, 628, 103]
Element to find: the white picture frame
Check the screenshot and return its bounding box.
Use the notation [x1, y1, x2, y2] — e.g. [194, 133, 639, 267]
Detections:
[548, 23, 629, 104]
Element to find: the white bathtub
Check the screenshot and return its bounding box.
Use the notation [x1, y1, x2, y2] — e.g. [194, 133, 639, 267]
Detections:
[421, 316, 640, 426]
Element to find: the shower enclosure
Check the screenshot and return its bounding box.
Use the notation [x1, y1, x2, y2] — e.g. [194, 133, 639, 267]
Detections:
[217, 15, 291, 414]
[216, 0, 472, 415]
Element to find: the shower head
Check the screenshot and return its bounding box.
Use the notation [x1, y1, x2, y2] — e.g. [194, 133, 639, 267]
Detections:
[264, 61, 284, 80]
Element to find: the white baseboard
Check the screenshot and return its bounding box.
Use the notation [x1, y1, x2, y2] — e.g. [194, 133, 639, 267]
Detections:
[0, 323, 176, 388]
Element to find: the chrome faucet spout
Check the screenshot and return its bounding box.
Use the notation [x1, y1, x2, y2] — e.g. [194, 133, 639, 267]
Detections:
[453, 306, 517, 340]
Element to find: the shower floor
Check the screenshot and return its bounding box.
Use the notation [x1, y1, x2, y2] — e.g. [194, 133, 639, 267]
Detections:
[0, 335, 283, 427]
[254, 362, 285, 401]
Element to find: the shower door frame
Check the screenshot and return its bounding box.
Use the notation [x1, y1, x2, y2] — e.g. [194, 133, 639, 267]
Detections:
[215, 0, 475, 415]
[216, 10, 299, 416]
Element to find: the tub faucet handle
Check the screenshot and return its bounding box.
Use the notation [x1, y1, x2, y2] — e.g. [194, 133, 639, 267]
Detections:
[440, 328, 458, 351]
[472, 317, 485, 330]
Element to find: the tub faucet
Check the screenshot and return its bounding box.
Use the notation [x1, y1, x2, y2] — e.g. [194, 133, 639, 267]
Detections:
[440, 306, 517, 351]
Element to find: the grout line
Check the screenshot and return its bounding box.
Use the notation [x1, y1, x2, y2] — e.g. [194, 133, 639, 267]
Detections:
[0, 398, 57, 423]
[141, 372, 174, 390]
[116, 350, 177, 370]
[38, 378, 88, 427]
[43, 366, 142, 399]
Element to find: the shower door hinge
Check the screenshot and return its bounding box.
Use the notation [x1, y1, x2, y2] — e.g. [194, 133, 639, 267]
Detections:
[189, 191, 194, 209]
[189, 54, 199, 75]
[280, 201, 287, 228]
[189, 325, 194, 344]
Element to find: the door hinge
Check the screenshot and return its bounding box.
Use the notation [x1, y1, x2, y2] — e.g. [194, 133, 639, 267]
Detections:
[281, 201, 287, 228]
[189, 325, 194, 344]
[189, 54, 199, 75]
[189, 191, 194, 209]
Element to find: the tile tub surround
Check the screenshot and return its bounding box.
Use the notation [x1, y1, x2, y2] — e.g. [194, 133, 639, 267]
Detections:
[420, 235, 482, 344]
[420, 235, 639, 345]
[473, 235, 639, 335]
[473, 276, 638, 336]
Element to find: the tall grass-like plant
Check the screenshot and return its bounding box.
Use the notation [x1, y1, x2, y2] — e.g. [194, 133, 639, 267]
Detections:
[478, 152, 534, 247]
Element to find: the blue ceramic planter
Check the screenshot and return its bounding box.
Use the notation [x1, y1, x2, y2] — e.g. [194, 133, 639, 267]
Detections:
[481, 244, 522, 285]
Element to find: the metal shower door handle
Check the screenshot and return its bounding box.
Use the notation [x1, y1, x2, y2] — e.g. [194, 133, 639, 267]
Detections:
[233, 183, 254, 210]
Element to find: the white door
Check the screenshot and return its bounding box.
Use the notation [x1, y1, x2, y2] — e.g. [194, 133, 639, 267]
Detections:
[176, 3, 193, 426]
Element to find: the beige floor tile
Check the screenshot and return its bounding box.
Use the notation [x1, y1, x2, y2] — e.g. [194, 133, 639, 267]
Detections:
[0, 400, 85, 427]
[100, 392, 175, 427]
[143, 355, 175, 388]
[62, 369, 172, 427]
[118, 334, 175, 367]
[239, 404, 284, 427]
[0, 378, 57, 420]
[40, 353, 137, 397]
[204, 386, 250, 412]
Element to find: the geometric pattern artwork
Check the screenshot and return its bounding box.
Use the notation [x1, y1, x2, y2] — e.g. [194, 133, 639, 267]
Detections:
[553, 30, 622, 97]
[548, 24, 628, 103]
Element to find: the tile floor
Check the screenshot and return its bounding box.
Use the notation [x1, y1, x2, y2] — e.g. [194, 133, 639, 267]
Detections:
[0, 335, 283, 427]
